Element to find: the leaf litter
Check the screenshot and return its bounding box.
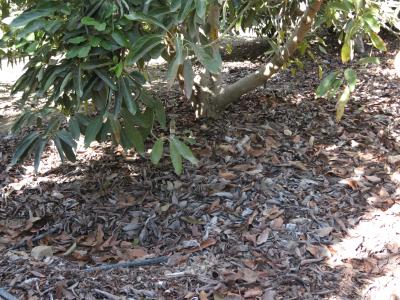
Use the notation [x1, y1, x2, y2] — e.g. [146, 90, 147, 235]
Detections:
[0, 37, 400, 299]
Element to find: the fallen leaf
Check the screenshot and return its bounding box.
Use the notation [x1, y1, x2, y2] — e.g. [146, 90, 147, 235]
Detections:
[364, 175, 381, 183]
[199, 291, 208, 300]
[262, 289, 276, 300]
[262, 206, 283, 220]
[183, 238, 217, 254]
[288, 161, 307, 171]
[244, 287, 263, 298]
[242, 268, 259, 283]
[219, 171, 237, 180]
[256, 228, 270, 245]
[31, 245, 53, 259]
[270, 217, 284, 230]
[124, 247, 148, 259]
[314, 226, 334, 237]
[243, 232, 257, 246]
[339, 178, 359, 190]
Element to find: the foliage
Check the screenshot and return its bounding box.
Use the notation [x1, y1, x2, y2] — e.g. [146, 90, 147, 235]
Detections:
[0, 0, 399, 173]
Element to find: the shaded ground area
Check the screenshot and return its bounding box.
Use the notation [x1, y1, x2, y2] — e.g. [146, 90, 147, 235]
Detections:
[0, 39, 400, 299]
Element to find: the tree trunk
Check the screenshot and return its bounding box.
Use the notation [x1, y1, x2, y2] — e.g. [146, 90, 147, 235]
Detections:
[199, 0, 323, 118]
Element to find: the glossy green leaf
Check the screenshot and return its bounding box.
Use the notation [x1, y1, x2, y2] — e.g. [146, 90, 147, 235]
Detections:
[336, 85, 351, 121]
[344, 68, 357, 92]
[169, 140, 183, 175]
[151, 138, 164, 165]
[183, 59, 194, 99]
[316, 72, 337, 97]
[11, 132, 40, 165]
[34, 138, 47, 172]
[84, 115, 103, 147]
[171, 137, 198, 165]
[368, 31, 387, 51]
[10, 8, 56, 27]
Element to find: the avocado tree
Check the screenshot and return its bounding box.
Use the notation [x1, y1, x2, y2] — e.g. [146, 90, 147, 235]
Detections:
[1, 0, 398, 174]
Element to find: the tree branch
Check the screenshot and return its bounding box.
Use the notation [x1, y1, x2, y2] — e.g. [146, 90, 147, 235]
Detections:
[214, 0, 323, 110]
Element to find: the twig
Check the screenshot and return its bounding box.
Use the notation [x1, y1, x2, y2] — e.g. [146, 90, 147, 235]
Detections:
[10, 223, 63, 250]
[0, 288, 18, 300]
[94, 289, 121, 300]
[83, 256, 169, 272]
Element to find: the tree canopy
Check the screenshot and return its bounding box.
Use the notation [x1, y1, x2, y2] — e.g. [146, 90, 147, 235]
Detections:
[0, 0, 399, 174]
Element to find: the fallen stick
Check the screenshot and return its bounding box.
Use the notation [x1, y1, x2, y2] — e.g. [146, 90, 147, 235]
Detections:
[83, 256, 169, 272]
[10, 224, 63, 250]
[0, 288, 18, 300]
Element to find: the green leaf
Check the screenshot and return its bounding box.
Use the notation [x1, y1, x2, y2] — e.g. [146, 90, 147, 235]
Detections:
[10, 8, 56, 27]
[368, 31, 386, 51]
[151, 138, 164, 165]
[108, 116, 121, 144]
[34, 138, 47, 172]
[170, 0, 181, 12]
[195, 0, 206, 20]
[78, 45, 91, 58]
[166, 36, 183, 88]
[363, 13, 380, 33]
[111, 31, 129, 47]
[81, 16, 106, 31]
[316, 72, 337, 97]
[336, 86, 351, 122]
[178, 0, 194, 22]
[94, 69, 117, 90]
[68, 36, 86, 44]
[171, 137, 198, 165]
[84, 115, 103, 147]
[59, 138, 76, 162]
[126, 34, 163, 65]
[69, 116, 81, 139]
[344, 68, 357, 92]
[120, 77, 138, 115]
[341, 40, 352, 63]
[125, 12, 169, 31]
[183, 59, 194, 99]
[123, 122, 145, 153]
[12, 132, 40, 165]
[170, 140, 183, 175]
[191, 44, 221, 74]
[358, 56, 380, 65]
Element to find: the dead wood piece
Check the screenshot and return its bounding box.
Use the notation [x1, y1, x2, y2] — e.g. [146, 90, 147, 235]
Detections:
[10, 223, 63, 250]
[0, 288, 18, 300]
[83, 256, 169, 272]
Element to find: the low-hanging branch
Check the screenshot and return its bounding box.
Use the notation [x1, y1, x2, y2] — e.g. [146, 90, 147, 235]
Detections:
[213, 0, 323, 111]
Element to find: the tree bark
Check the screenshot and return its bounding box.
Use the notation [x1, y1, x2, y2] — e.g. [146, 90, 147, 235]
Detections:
[209, 0, 323, 114]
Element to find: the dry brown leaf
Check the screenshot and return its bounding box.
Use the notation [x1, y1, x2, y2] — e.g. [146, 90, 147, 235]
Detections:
[219, 171, 237, 180]
[315, 226, 334, 237]
[270, 217, 284, 230]
[339, 178, 359, 190]
[365, 175, 381, 183]
[199, 291, 208, 300]
[242, 259, 257, 270]
[167, 253, 190, 266]
[243, 232, 257, 246]
[124, 247, 147, 259]
[262, 206, 283, 220]
[222, 270, 242, 283]
[244, 288, 263, 298]
[94, 224, 104, 250]
[262, 289, 276, 300]
[247, 147, 265, 157]
[232, 164, 254, 171]
[183, 238, 217, 254]
[288, 161, 307, 171]
[223, 293, 243, 300]
[256, 228, 270, 245]
[242, 268, 259, 283]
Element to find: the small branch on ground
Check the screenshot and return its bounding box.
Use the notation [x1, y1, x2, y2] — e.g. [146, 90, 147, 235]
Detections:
[10, 223, 63, 250]
[82, 256, 169, 272]
[0, 288, 18, 300]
